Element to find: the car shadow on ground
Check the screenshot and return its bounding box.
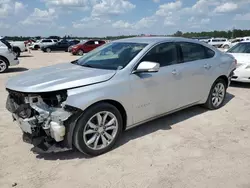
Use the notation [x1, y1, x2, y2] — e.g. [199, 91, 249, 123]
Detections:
[230, 82, 250, 89]
[36, 92, 235, 161]
[5, 67, 29, 73]
[19, 55, 33, 58]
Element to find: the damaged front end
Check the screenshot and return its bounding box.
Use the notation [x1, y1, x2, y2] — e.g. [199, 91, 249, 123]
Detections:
[6, 90, 76, 153]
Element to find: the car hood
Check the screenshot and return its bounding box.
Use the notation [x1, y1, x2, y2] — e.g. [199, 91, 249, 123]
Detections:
[228, 53, 250, 64]
[6, 62, 116, 93]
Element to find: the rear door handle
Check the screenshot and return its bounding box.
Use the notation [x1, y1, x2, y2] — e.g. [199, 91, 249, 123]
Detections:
[172, 69, 178, 75]
[204, 64, 212, 69]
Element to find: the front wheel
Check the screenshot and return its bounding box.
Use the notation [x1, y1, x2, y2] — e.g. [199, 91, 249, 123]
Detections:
[13, 48, 21, 57]
[73, 103, 123, 156]
[0, 57, 9, 73]
[204, 78, 227, 110]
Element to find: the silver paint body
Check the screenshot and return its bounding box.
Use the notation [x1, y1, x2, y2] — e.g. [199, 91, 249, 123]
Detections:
[6, 37, 236, 129]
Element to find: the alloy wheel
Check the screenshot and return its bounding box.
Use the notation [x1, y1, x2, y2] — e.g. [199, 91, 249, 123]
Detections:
[78, 50, 84, 56]
[0, 60, 7, 73]
[212, 83, 225, 107]
[83, 111, 118, 150]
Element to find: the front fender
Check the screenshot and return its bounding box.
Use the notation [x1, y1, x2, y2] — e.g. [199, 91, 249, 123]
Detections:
[65, 79, 133, 126]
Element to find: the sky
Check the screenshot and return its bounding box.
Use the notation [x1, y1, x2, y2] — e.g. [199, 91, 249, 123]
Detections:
[1, 0, 250, 37]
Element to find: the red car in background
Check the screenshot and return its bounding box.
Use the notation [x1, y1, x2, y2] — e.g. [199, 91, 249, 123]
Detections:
[71, 40, 106, 55]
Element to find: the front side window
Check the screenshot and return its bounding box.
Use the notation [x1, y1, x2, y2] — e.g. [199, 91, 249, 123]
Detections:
[86, 41, 95, 45]
[74, 42, 147, 70]
[179, 42, 207, 62]
[140, 43, 178, 67]
[42, 40, 52, 43]
[227, 43, 250, 53]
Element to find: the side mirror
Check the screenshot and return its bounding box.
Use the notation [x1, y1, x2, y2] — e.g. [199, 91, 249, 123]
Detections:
[133, 61, 160, 73]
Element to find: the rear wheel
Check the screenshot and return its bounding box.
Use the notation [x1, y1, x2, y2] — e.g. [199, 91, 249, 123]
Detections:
[34, 45, 40, 50]
[0, 57, 9, 73]
[204, 78, 227, 110]
[46, 48, 51, 53]
[13, 47, 21, 57]
[223, 45, 230, 49]
[77, 50, 84, 56]
[73, 103, 123, 156]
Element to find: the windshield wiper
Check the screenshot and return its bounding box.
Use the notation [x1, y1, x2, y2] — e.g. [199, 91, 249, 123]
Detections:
[70, 60, 78, 64]
[82, 63, 95, 68]
[71, 60, 94, 68]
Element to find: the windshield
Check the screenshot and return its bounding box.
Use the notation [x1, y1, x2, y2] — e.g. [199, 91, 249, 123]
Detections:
[227, 43, 250, 53]
[74, 42, 148, 70]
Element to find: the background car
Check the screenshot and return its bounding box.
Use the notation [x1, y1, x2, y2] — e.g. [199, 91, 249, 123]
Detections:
[41, 40, 80, 52]
[9, 41, 27, 57]
[207, 38, 228, 48]
[227, 41, 250, 83]
[68, 40, 86, 52]
[71, 40, 106, 55]
[221, 38, 243, 49]
[0, 38, 19, 73]
[30, 39, 58, 50]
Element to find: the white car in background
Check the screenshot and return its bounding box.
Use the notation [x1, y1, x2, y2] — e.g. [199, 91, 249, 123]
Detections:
[0, 38, 19, 73]
[221, 38, 243, 49]
[30, 39, 58, 50]
[227, 41, 250, 83]
[9, 41, 27, 57]
[207, 38, 228, 48]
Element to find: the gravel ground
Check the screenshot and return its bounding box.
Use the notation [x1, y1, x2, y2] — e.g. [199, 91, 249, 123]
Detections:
[0, 51, 250, 188]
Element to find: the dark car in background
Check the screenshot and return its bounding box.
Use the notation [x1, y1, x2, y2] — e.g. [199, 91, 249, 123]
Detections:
[41, 40, 80, 52]
[71, 40, 106, 55]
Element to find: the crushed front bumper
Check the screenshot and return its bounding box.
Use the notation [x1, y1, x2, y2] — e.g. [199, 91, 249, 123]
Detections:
[6, 92, 75, 153]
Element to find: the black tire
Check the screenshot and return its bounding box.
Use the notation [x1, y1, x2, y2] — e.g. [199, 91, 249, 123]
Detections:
[77, 50, 84, 56]
[34, 45, 40, 50]
[46, 48, 51, 53]
[0, 57, 9, 73]
[73, 103, 123, 156]
[13, 47, 21, 57]
[204, 78, 227, 110]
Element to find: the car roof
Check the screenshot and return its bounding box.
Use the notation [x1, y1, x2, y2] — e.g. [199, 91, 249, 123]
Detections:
[114, 37, 198, 44]
[240, 41, 250, 43]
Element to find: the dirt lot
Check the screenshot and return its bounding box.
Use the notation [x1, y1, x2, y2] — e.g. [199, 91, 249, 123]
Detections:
[1, 51, 250, 188]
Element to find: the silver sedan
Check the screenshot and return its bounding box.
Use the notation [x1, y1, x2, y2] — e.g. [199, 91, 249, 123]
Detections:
[6, 37, 236, 156]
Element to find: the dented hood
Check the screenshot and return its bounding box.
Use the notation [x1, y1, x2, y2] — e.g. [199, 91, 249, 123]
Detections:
[6, 62, 116, 93]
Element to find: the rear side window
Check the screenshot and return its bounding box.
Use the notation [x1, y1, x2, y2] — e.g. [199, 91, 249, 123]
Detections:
[98, 40, 105, 44]
[205, 47, 215, 58]
[179, 42, 206, 62]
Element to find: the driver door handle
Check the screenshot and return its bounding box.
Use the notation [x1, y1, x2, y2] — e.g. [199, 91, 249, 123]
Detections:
[204, 64, 212, 70]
